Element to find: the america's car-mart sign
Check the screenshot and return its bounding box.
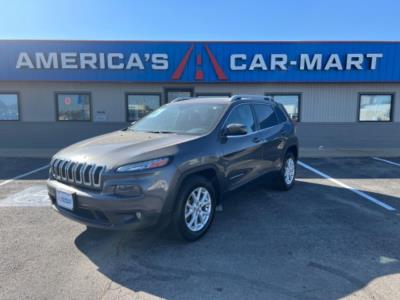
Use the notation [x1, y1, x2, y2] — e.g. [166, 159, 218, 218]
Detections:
[0, 40, 398, 82]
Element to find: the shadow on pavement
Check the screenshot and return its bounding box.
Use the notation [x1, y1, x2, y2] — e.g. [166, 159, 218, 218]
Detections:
[74, 179, 400, 300]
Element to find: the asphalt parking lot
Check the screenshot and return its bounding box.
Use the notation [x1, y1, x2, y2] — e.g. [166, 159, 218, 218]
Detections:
[0, 157, 399, 300]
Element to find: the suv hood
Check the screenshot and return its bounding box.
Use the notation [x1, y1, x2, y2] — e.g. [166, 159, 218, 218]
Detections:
[54, 130, 199, 169]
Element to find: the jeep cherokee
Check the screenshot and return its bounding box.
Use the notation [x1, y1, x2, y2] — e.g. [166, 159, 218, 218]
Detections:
[47, 95, 298, 241]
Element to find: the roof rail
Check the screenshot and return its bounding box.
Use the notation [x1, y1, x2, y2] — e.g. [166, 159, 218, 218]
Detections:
[229, 95, 273, 102]
[170, 96, 193, 103]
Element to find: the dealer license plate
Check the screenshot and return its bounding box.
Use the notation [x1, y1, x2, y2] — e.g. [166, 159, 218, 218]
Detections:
[56, 190, 74, 210]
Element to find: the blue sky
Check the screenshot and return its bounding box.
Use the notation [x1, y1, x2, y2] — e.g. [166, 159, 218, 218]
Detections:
[0, 0, 399, 40]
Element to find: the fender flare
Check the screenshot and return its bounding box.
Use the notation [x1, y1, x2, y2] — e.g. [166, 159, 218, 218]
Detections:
[162, 163, 225, 214]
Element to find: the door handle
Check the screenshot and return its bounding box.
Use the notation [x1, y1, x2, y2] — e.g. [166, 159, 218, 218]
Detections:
[252, 137, 261, 143]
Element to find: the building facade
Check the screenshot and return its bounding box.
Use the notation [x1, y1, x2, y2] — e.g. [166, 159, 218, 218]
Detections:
[0, 40, 399, 155]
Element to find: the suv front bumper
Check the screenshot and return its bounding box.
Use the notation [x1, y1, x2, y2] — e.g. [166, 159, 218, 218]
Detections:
[47, 179, 168, 230]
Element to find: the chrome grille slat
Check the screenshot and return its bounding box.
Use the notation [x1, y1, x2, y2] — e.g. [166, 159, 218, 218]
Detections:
[62, 161, 70, 181]
[70, 163, 78, 182]
[83, 164, 92, 186]
[90, 165, 96, 187]
[75, 163, 83, 184]
[67, 162, 75, 182]
[51, 159, 104, 189]
[92, 166, 104, 187]
[52, 159, 60, 177]
[80, 163, 86, 184]
[58, 160, 66, 180]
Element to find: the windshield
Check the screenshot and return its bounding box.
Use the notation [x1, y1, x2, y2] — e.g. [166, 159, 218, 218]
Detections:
[129, 102, 227, 135]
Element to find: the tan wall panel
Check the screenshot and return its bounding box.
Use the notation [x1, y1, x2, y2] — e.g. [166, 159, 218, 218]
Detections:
[0, 82, 399, 123]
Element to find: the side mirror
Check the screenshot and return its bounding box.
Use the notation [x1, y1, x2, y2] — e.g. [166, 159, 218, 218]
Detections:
[223, 123, 248, 136]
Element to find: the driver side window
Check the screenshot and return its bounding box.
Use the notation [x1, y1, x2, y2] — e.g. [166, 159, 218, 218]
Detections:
[225, 104, 256, 133]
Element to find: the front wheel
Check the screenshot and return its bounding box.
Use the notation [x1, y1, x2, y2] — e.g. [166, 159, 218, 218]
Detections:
[275, 152, 297, 190]
[173, 176, 216, 241]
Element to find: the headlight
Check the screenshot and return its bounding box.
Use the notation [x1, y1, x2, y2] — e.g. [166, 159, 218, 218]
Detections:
[116, 157, 170, 173]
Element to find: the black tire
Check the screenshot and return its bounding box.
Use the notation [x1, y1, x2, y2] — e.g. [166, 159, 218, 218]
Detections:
[275, 152, 297, 191]
[172, 175, 216, 241]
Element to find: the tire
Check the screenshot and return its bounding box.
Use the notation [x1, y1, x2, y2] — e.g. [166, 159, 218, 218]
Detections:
[275, 152, 297, 191]
[172, 175, 216, 241]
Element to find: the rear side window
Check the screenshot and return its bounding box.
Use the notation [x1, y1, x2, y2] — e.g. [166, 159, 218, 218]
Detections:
[275, 105, 288, 123]
[225, 104, 256, 133]
[254, 104, 278, 129]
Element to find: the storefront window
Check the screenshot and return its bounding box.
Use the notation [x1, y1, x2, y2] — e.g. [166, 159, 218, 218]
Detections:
[127, 94, 161, 122]
[57, 93, 91, 121]
[165, 89, 193, 102]
[265, 94, 300, 121]
[359, 94, 393, 122]
[0, 94, 19, 120]
[195, 93, 231, 98]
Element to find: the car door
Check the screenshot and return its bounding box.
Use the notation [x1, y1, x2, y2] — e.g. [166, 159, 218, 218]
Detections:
[252, 103, 283, 173]
[219, 103, 264, 191]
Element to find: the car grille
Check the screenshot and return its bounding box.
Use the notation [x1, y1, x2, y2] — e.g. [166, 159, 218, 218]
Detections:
[50, 159, 105, 189]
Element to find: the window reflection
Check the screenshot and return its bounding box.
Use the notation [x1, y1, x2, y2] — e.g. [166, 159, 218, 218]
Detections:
[0, 94, 19, 120]
[57, 94, 91, 121]
[127, 94, 160, 121]
[166, 90, 193, 102]
[265, 94, 300, 121]
[359, 95, 392, 122]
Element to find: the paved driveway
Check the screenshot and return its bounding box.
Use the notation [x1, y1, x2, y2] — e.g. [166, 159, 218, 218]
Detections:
[0, 157, 399, 299]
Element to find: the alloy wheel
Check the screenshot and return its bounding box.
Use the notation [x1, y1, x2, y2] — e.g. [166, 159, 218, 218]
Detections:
[184, 187, 212, 232]
[284, 157, 295, 185]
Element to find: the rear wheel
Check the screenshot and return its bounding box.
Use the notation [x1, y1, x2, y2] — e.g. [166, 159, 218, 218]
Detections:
[173, 176, 216, 241]
[275, 152, 296, 190]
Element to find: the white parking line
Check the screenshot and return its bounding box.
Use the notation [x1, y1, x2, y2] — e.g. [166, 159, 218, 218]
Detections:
[298, 161, 396, 211]
[372, 157, 400, 168]
[0, 164, 49, 187]
[0, 186, 51, 207]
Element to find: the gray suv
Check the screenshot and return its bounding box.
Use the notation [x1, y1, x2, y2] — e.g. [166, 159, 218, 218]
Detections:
[47, 95, 298, 241]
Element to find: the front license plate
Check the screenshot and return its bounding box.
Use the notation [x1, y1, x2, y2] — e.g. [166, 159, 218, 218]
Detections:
[56, 190, 74, 211]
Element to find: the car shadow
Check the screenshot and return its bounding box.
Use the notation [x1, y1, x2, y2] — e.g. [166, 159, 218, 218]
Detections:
[74, 178, 400, 299]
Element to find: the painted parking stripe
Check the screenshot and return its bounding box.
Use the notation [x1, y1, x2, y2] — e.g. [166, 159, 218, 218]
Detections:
[372, 157, 400, 168]
[0, 164, 49, 187]
[298, 161, 396, 211]
[0, 185, 51, 207]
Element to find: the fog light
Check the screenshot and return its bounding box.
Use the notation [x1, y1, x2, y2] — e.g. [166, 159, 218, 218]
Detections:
[115, 184, 142, 197]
